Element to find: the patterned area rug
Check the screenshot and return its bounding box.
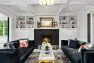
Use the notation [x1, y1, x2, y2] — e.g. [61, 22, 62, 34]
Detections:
[26, 50, 70, 63]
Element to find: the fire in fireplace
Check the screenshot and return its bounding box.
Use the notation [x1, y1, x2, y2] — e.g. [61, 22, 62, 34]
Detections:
[42, 35, 52, 44]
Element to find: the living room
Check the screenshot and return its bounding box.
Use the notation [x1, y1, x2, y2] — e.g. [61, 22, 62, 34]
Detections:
[0, 0, 94, 63]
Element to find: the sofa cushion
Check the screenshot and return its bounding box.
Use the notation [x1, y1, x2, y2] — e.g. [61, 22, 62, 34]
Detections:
[62, 46, 81, 63]
[70, 51, 81, 63]
[19, 47, 28, 57]
[61, 40, 68, 46]
[69, 40, 79, 49]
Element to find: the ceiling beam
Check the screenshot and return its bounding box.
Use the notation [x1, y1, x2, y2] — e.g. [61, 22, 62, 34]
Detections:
[6, 3, 35, 15]
[57, 0, 94, 15]
[77, 3, 94, 15]
[0, 2, 35, 15]
[0, 5, 18, 16]
[25, 5, 35, 15]
[57, 5, 64, 15]
[35, 13, 57, 16]
[0, 6, 17, 16]
[20, 3, 35, 15]
[57, 0, 70, 15]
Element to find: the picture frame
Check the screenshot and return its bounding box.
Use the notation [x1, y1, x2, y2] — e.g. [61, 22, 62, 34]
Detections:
[40, 17, 54, 27]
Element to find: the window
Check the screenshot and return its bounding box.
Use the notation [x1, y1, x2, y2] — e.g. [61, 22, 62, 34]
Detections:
[0, 13, 9, 43]
[0, 20, 8, 36]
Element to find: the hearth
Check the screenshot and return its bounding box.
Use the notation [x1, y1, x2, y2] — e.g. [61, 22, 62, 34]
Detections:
[34, 29, 59, 49]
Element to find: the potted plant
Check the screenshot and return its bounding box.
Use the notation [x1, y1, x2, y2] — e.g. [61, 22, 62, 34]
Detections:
[45, 46, 49, 51]
[45, 46, 49, 54]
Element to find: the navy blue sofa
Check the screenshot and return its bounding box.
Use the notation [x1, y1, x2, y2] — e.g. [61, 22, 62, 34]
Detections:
[61, 40, 82, 63]
[81, 48, 94, 63]
[0, 49, 19, 63]
[0, 39, 34, 63]
[61, 40, 94, 63]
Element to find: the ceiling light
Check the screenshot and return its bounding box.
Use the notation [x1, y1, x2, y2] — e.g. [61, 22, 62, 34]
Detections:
[39, 0, 54, 6]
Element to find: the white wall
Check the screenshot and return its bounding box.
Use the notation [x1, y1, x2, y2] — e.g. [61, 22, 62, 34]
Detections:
[78, 14, 87, 42]
[11, 15, 58, 40]
[0, 7, 79, 48]
[10, 15, 78, 48]
[10, 16, 34, 40]
[92, 14, 94, 44]
[78, 6, 94, 42]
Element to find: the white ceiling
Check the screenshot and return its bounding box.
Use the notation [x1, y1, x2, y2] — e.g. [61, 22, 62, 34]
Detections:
[0, 0, 94, 15]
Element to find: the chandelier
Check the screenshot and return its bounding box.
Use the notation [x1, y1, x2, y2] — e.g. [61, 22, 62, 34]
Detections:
[39, 0, 54, 6]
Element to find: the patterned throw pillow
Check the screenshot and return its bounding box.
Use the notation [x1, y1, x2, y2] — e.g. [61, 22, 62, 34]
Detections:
[78, 45, 87, 52]
[19, 40, 28, 48]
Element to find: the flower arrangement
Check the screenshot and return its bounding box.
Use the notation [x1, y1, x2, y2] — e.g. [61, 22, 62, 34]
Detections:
[45, 46, 49, 51]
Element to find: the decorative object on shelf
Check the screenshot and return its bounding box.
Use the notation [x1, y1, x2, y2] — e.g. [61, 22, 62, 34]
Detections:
[59, 16, 77, 28]
[16, 16, 25, 28]
[52, 21, 57, 27]
[37, 22, 40, 28]
[26, 16, 34, 28]
[16, 16, 34, 28]
[39, 0, 54, 6]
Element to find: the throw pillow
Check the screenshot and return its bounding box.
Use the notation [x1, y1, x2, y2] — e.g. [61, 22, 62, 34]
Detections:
[61, 40, 68, 46]
[78, 45, 88, 52]
[19, 40, 28, 48]
[69, 40, 79, 49]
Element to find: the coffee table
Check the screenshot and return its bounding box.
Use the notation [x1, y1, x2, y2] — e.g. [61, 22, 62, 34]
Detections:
[38, 50, 55, 63]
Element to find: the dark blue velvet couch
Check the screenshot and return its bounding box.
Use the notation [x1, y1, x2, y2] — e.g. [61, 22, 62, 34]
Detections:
[0, 39, 34, 63]
[61, 40, 94, 63]
[61, 40, 82, 63]
[0, 49, 19, 63]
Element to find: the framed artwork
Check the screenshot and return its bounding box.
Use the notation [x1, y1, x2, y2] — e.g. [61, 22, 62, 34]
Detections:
[40, 17, 53, 27]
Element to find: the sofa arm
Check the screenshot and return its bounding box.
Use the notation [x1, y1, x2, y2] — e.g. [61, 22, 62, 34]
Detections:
[81, 49, 94, 63]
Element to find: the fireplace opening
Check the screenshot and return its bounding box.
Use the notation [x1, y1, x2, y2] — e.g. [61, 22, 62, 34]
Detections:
[34, 29, 59, 49]
[42, 35, 52, 44]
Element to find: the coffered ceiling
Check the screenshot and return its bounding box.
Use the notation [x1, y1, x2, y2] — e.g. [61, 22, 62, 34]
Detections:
[0, 0, 93, 16]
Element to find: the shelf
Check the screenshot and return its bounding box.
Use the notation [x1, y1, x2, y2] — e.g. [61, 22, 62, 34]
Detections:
[59, 16, 77, 28]
[16, 16, 34, 28]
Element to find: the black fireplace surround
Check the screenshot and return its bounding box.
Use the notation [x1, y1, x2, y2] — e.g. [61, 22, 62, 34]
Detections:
[34, 29, 59, 48]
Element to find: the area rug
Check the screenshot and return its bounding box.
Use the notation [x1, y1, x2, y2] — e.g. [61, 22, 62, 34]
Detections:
[26, 51, 70, 63]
